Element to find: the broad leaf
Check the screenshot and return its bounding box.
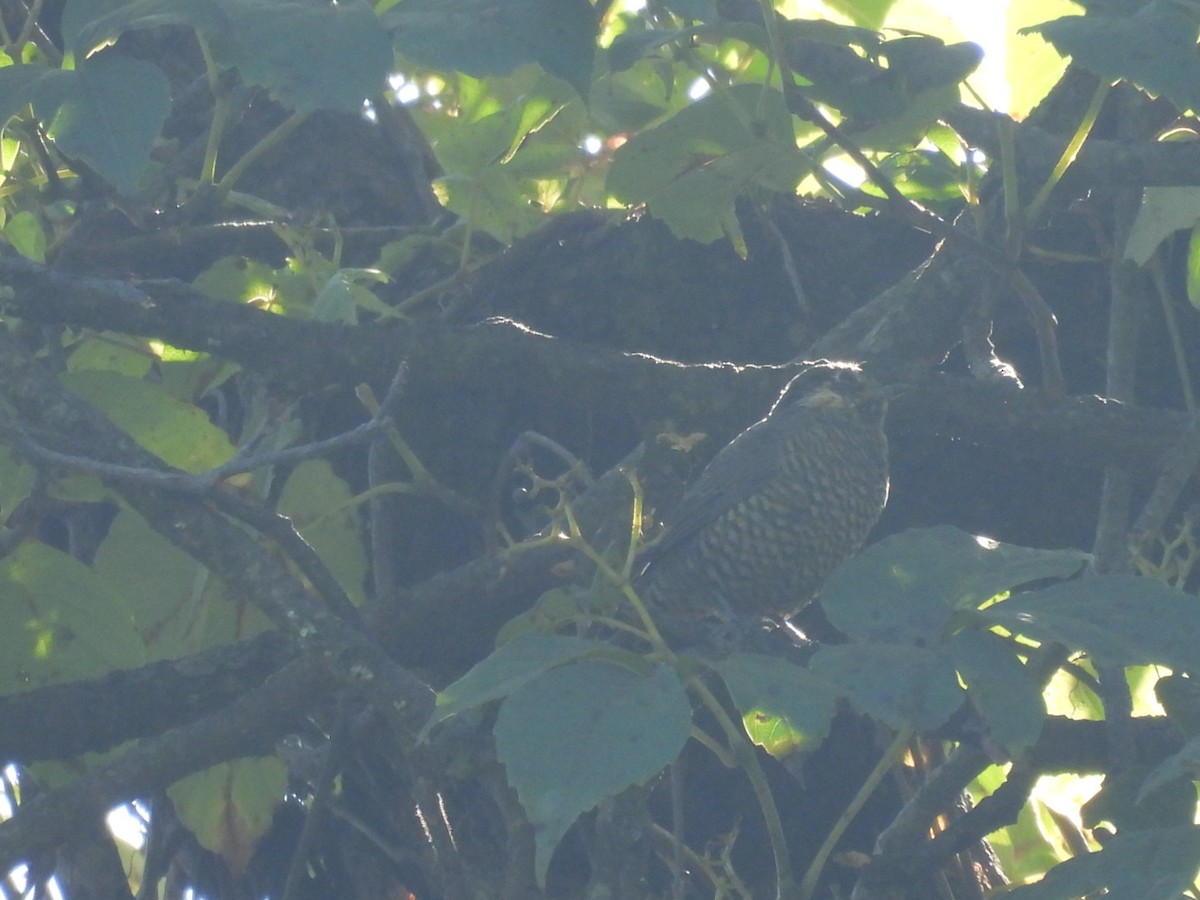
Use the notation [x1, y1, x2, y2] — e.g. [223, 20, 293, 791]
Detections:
[820, 526, 1088, 646]
[61, 370, 236, 472]
[1023, 2, 1200, 113]
[608, 84, 806, 245]
[810, 643, 963, 732]
[1123, 186, 1200, 266]
[0, 541, 146, 692]
[495, 660, 691, 886]
[0, 63, 64, 132]
[65, 0, 230, 59]
[1002, 825, 1200, 900]
[946, 629, 1045, 755]
[168, 757, 287, 879]
[39, 53, 169, 192]
[277, 460, 368, 609]
[714, 652, 838, 759]
[423, 633, 609, 734]
[211, 0, 392, 113]
[386, 0, 597, 99]
[983, 575, 1200, 672]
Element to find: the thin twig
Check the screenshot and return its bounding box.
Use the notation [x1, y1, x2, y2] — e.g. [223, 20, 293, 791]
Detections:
[3, 364, 408, 493]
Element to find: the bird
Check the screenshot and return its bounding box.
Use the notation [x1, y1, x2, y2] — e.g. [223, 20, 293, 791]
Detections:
[635, 360, 894, 628]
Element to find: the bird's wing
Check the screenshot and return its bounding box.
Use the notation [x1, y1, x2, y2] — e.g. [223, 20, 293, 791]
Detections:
[640, 409, 798, 565]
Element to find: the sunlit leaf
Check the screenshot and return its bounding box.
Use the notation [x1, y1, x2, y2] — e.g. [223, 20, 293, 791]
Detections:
[714, 652, 838, 759]
[277, 460, 368, 610]
[61, 371, 237, 472]
[1023, 2, 1200, 113]
[820, 526, 1088, 646]
[1008, 830, 1200, 897]
[0, 541, 145, 693]
[983, 575, 1200, 672]
[168, 757, 288, 879]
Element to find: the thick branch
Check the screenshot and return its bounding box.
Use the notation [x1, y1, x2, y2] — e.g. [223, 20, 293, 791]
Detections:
[0, 633, 297, 763]
[945, 104, 1200, 189]
[0, 329, 435, 745]
[0, 257, 1184, 476]
[0, 655, 335, 873]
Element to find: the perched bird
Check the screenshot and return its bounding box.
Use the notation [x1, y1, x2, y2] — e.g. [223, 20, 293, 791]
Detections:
[636, 361, 894, 625]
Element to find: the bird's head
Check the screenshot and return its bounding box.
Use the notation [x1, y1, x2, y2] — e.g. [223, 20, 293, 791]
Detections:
[770, 360, 904, 419]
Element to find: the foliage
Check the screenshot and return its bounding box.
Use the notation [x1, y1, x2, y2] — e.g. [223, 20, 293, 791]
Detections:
[0, 0, 1199, 898]
[428, 525, 1200, 893]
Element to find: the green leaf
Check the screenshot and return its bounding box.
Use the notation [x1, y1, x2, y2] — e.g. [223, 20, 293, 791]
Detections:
[424, 633, 609, 735]
[311, 272, 359, 324]
[589, 59, 678, 135]
[1123, 186, 1200, 266]
[1084, 766, 1196, 833]
[385, 0, 598, 99]
[1001, 825, 1200, 900]
[0, 444, 36, 524]
[606, 27, 693, 74]
[819, 526, 1088, 646]
[823, 0, 897, 29]
[0, 63, 62, 129]
[210, 0, 392, 113]
[433, 169, 544, 244]
[982, 575, 1200, 672]
[495, 660, 691, 886]
[946, 629, 1045, 755]
[36, 52, 169, 192]
[809, 643, 963, 732]
[66, 334, 154, 378]
[61, 370, 237, 472]
[65, 0, 231, 59]
[277, 460, 368, 609]
[1188, 223, 1200, 308]
[168, 757, 287, 879]
[4, 209, 44, 261]
[1005, 0, 1076, 118]
[1138, 736, 1200, 805]
[884, 37, 982, 97]
[0, 540, 146, 692]
[93, 506, 266, 657]
[94, 506, 209, 659]
[713, 652, 838, 759]
[607, 84, 807, 245]
[193, 255, 297, 306]
[1022, 2, 1200, 113]
[423, 86, 566, 174]
[1157, 674, 1200, 737]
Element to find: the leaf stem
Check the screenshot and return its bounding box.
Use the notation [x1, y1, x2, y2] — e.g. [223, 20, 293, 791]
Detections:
[688, 675, 795, 899]
[215, 109, 310, 198]
[1023, 80, 1109, 229]
[798, 725, 913, 900]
